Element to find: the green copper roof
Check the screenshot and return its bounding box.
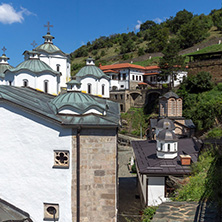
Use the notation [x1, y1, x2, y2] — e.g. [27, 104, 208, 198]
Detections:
[66, 79, 81, 85]
[50, 92, 108, 114]
[76, 65, 109, 79]
[7, 59, 60, 75]
[0, 86, 120, 127]
[0, 64, 13, 78]
[35, 43, 66, 55]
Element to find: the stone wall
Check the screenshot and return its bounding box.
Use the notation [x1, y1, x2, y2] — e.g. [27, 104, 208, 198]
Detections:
[189, 59, 222, 83]
[72, 128, 117, 222]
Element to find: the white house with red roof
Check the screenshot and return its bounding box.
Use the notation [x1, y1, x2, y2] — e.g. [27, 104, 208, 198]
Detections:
[100, 63, 145, 90]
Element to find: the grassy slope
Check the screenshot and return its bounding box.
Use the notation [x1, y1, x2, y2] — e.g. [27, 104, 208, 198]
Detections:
[71, 27, 222, 76]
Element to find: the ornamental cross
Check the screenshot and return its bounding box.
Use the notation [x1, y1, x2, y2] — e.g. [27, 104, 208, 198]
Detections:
[31, 40, 37, 49]
[44, 21, 53, 33]
[2, 46, 6, 54]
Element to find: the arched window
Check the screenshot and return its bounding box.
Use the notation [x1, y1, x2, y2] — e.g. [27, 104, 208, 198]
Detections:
[102, 84, 105, 95]
[56, 64, 61, 72]
[23, 79, 28, 87]
[44, 80, 49, 93]
[87, 84, 91, 94]
[168, 144, 170, 152]
[132, 75, 135, 80]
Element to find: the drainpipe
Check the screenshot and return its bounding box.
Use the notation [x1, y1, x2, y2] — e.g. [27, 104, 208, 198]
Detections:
[76, 127, 81, 222]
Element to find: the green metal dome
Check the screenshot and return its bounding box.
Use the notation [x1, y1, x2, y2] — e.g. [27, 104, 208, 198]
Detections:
[76, 65, 109, 79]
[50, 92, 108, 114]
[35, 43, 65, 54]
[7, 59, 60, 75]
[0, 64, 13, 78]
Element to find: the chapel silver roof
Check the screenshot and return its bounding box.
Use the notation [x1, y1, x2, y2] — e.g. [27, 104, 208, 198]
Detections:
[156, 118, 175, 130]
[157, 129, 178, 141]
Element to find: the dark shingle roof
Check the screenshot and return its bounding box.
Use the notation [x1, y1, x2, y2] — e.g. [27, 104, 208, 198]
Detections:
[132, 138, 199, 175]
[0, 86, 120, 127]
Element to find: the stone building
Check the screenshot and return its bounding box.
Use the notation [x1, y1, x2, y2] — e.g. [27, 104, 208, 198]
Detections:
[0, 85, 119, 222]
[149, 91, 195, 139]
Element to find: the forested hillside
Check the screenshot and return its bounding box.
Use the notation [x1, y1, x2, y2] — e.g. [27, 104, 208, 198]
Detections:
[70, 9, 222, 75]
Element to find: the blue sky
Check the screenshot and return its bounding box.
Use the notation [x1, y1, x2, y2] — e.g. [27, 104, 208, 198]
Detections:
[0, 0, 221, 66]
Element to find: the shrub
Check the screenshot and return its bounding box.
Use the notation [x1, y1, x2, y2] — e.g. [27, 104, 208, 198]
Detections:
[141, 206, 158, 222]
[206, 127, 222, 139]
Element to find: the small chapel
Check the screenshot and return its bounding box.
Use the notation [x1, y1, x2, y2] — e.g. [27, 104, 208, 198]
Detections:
[149, 91, 195, 139]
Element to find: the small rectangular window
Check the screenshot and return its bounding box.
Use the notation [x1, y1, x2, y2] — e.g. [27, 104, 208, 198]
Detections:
[44, 81, 48, 93]
[102, 85, 105, 95]
[88, 84, 91, 94]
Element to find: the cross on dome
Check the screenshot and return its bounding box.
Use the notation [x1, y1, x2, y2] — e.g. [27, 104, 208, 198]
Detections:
[31, 40, 37, 49]
[44, 21, 53, 33]
[2, 46, 6, 54]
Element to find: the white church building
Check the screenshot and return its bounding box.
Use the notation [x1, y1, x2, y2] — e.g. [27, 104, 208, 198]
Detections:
[1, 22, 71, 95]
[0, 85, 119, 222]
[67, 57, 110, 98]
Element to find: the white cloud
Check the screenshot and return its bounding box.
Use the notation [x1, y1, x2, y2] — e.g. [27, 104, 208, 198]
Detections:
[135, 20, 142, 30]
[0, 3, 34, 24]
[153, 17, 163, 24]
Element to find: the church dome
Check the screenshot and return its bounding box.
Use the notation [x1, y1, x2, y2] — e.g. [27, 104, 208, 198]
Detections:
[76, 65, 109, 80]
[8, 59, 60, 75]
[156, 129, 178, 141]
[50, 91, 109, 115]
[156, 118, 175, 130]
[35, 43, 64, 54]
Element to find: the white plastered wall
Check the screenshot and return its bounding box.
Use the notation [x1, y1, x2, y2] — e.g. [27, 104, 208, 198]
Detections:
[39, 53, 70, 89]
[4, 70, 59, 95]
[148, 177, 166, 206]
[0, 103, 72, 222]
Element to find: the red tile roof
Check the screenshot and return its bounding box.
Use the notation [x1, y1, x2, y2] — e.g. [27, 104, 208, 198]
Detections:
[145, 66, 160, 70]
[103, 69, 119, 73]
[100, 63, 146, 71]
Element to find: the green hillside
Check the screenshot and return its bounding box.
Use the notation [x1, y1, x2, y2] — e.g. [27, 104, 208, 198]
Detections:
[70, 9, 222, 75]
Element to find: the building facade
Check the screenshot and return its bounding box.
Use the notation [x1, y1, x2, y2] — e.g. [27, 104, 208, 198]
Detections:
[0, 86, 119, 222]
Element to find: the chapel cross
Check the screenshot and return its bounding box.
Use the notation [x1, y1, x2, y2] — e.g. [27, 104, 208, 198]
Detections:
[31, 40, 37, 49]
[2, 46, 6, 54]
[44, 21, 53, 33]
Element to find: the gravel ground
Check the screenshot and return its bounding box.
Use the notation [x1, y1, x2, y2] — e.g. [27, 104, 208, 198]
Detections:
[118, 145, 142, 222]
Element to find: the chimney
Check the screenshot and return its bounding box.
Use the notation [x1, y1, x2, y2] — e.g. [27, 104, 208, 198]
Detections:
[99, 63, 102, 68]
[180, 155, 191, 166]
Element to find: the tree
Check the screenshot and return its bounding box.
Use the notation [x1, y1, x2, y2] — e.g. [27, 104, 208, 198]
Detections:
[158, 38, 185, 88]
[147, 26, 169, 53]
[178, 71, 214, 94]
[169, 9, 193, 34]
[140, 20, 157, 32]
[212, 9, 222, 31]
[177, 15, 212, 48]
